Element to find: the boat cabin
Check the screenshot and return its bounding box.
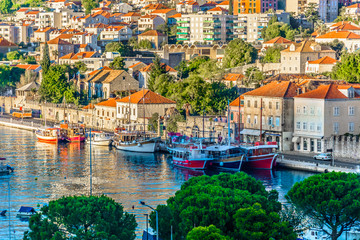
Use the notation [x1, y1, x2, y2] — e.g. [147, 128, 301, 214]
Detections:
[17, 206, 36, 217]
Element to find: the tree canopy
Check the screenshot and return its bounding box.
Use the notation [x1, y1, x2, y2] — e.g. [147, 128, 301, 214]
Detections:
[223, 39, 257, 68]
[82, 0, 98, 14]
[304, 3, 320, 28]
[6, 51, 22, 60]
[110, 56, 126, 70]
[261, 46, 283, 63]
[286, 172, 360, 240]
[0, 65, 25, 93]
[24, 195, 137, 240]
[0, 0, 13, 14]
[186, 225, 228, 240]
[149, 172, 294, 240]
[41, 42, 51, 75]
[105, 42, 132, 56]
[331, 52, 360, 82]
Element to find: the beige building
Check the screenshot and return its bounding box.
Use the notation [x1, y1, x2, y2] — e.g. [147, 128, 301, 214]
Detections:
[293, 84, 360, 153]
[0, 37, 18, 55]
[40, 38, 74, 61]
[315, 31, 360, 53]
[242, 81, 299, 151]
[305, 56, 338, 74]
[138, 30, 167, 49]
[163, 44, 227, 61]
[0, 23, 17, 44]
[286, 0, 338, 22]
[94, 97, 119, 130]
[33, 27, 57, 42]
[150, 9, 177, 22]
[59, 51, 102, 72]
[116, 89, 176, 128]
[280, 40, 336, 74]
[138, 14, 165, 32]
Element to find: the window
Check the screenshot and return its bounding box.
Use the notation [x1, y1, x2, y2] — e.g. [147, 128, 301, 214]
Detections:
[118, 107, 120, 114]
[310, 107, 315, 115]
[247, 115, 251, 124]
[254, 115, 258, 124]
[269, 102, 272, 109]
[334, 122, 339, 134]
[296, 106, 301, 114]
[303, 138, 308, 151]
[254, 100, 257, 108]
[247, 100, 250, 107]
[317, 139, 322, 152]
[309, 122, 315, 131]
[133, 109, 135, 115]
[296, 122, 301, 130]
[349, 106, 355, 116]
[276, 102, 280, 110]
[275, 117, 280, 126]
[268, 116, 273, 126]
[317, 124, 322, 132]
[349, 122, 354, 132]
[302, 106, 307, 114]
[333, 107, 339, 116]
[303, 122, 307, 130]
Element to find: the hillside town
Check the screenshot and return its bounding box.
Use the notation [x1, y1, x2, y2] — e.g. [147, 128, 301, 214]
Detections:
[2, 0, 360, 239]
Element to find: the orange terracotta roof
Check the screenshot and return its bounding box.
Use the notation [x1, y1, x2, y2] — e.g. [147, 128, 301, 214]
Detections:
[332, 23, 360, 31]
[92, 7, 110, 11]
[347, 3, 360, 8]
[295, 84, 347, 99]
[169, 13, 181, 18]
[331, 21, 351, 27]
[150, 8, 175, 14]
[35, 27, 56, 33]
[96, 97, 119, 108]
[308, 56, 338, 65]
[229, 95, 244, 107]
[282, 40, 334, 53]
[207, 6, 228, 12]
[15, 64, 41, 70]
[143, 3, 169, 10]
[0, 37, 17, 47]
[140, 63, 177, 72]
[140, 14, 159, 19]
[82, 103, 95, 109]
[17, 8, 28, 12]
[89, 66, 112, 75]
[337, 84, 360, 89]
[47, 38, 71, 45]
[117, 89, 176, 104]
[122, 12, 141, 17]
[243, 81, 299, 98]
[128, 62, 146, 68]
[223, 73, 244, 81]
[316, 31, 360, 39]
[138, 30, 166, 36]
[217, 0, 229, 5]
[264, 36, 294, 44]
[26, 10, 39, 15]
[104, 25, 125, 31]
[59, 53, 75, 59]
[71, 51, 97, 59]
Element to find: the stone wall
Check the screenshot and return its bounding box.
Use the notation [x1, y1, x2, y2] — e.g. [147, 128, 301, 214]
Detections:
[325, 136, 360, 161]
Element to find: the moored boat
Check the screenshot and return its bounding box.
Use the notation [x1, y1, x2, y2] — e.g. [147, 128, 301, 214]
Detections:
[207, 145, 246, 171]
[35, 128, 66, 142]
[114, 131, 159, 153]
[86, 131, 112, 146]
[0, 158, 14, 174]
[241, 142, 278, 170]
[170, 145, 214, 170]
[17, 206, 36, 218]
[61, 123, 86, 142]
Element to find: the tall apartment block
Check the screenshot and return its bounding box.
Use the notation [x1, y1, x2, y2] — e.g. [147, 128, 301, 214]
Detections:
[176, 13, 235, 44]
[233, 0, 278, 14]
[286, 0, 339, 22]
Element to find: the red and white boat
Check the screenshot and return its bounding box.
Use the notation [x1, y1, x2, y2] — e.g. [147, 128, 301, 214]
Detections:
[241, 142, 278, 170]
[170, 145, 214, 170]
[35, 128, 66, 142]
[60, 123, 86, 142]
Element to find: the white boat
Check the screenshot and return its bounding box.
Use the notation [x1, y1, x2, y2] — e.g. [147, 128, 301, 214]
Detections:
[0, 158, 14, 174]
[17, 206, 36, 218]
[86, 131, 112, 146]
[114, 131, 160, 153]
[35, 128, 66, 142]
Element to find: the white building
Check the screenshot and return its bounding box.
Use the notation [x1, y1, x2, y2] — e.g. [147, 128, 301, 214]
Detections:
[305, 56, 338, 74]
[315, 31, 360, 53]
[99, 26, 132, 44]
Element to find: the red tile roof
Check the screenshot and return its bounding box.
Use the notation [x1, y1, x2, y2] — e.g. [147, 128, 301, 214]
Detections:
[140, 63, 177, 72]
[229, 95, 244, 107]
[308, 56, 338, 65]
[138, 30, 166, 36]
[47, 38, 72, 45]
[316, 31, 360, 39]
[122, 12, 141, 17]
[217, 0, 229, 5]
[295, 84, 347, 99]
[169, 13, 181, 18]
[140, 14, 159, 19]
[129, 62, 146, 68]
[117, 89, 176, 104]
[17, 8, 28, 12]
[332, 23, 360, 31]
[143, 3, 169, 10]
[223, 73, 244, 81]
[96, 97, 119, 107]
[151, 8, 175, 14]
[264, 36, 294, 44]
[15, 64, 41, 70]
[347, 3, 360, 8]
[0, 37, 17, 47]
[207, 6, 228, 12]
[82, 103, 95, 109]
[35, 27, 56, 33]
[243, 81, 299, 98]
[59, 53, 75, 59]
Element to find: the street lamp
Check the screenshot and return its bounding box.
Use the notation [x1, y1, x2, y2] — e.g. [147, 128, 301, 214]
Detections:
[139, 201, 159, 240]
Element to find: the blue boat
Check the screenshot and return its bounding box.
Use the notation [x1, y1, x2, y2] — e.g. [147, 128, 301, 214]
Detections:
[17, 206, 36, 218]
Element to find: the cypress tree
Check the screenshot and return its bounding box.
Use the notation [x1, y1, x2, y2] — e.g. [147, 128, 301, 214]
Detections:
[229, 0, 233, 15]
[41, 42, 50, 75]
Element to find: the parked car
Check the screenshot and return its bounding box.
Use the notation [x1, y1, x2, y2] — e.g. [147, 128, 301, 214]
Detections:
[313, 153, 332, 161]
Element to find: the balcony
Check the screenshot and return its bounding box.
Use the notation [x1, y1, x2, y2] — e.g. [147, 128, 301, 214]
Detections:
[177, 32, 189, 35]
[177, 20, 189, 23]
[204, 19, 221, 23]
[203, 37, 221, 41]
[177, 26, 190, 29]
[177, 37, 189, 40]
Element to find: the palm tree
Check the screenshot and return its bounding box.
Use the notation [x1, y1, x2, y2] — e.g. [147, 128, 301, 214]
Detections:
[314, 20, 329, 36]
[182, 103, 192, 118]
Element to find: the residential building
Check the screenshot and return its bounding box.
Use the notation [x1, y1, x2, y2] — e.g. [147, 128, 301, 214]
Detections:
[164, 44, 227, 61]
[116, 89, 176, 127]
[41, 38, 74, 61]
[216, 1, 230, 10]
[199, 1, 217, 11]
[233, 0, 278, 14]
[345, 3, 360, 19]
[85, 69, 139, 99]
[141, 3, 169, 15]
[138, 14, 165, 32]
[99, 26, 132, 45]
[221, 73, 245, 88]
[59, 51, 101, 72]
[286, 0, 338, 22]
[176, 1, 200, 13]
[229, 96, 245, 142]
[207, 6, 229, 14]
[262, 36, 294, 48]
[16, 8, 30, 20]
[16, 22, 34, 44]
[120, 12, 141, 24]
[315, 31, 360, 53]
[280, 40, 336, 74]
[128, 61, 148, 80]
[0, 37, 18, 55]
[138, 30, 167, 49]
[85, 23, 109, 35]
[25, 10, 41, 21]
[293, 84, 360, 153]
[33, 27, 57, 42]
[242, 81, 299, 151]
[329, 21, 360, 35]
[176, 12, 235, 44]
[233, 11, 290, 42]
[91, 7, 111, 14]
[150, 9, 178, 22]
[139, 63, 177, 88]
[111, 3, 133, 13]
[305, 56, 338, 74]
[94, 98, 119, 130]
[0, 23, 17, 44]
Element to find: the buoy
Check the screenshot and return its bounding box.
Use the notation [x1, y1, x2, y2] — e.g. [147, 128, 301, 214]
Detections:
[35, 177, 38, 180]
[64, 177, 66, 179]
[220, 162, 224, 167]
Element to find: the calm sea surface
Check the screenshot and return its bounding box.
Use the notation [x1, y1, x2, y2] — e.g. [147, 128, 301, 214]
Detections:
[0, 126, 315, 239]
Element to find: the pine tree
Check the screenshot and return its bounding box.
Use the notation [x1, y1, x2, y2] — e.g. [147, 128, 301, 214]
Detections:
[41, 43, 50, 75]
[148, 55, 166, 91]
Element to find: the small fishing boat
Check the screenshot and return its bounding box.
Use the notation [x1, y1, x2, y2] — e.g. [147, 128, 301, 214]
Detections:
[60, 123, 86, 142]
[114, 131, 159, 153]
[0, 210, 6, 216]
[240, 142, 278, 170]
[17, 206, 36, 218]
[170, 144, 215, 170]
[86, 131, 112, 146]
[207, 145, 246, 171]
[0, 158, 14, 174]
[35, 128, 66, 142]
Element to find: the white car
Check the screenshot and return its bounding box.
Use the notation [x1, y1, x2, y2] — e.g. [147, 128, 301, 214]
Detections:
[313, 153, 332, 161]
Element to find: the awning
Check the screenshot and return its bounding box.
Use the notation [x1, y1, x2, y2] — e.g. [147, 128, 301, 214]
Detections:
[292, 137, 300, 143]
[265, 132, 281, 137]
[240, 129, 265, 136]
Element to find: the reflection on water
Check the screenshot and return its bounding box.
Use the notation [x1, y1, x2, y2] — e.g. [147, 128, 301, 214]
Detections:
[0, 127, 315, 239]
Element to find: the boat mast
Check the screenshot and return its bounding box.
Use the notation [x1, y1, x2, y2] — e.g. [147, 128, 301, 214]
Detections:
[63, 96, 66, 122]
[143, 87, 146, 135]
[8, 181, 11, 240]
[89, 128, 92, 196]
[128, 87, 131, 126]
[260, 98, 263, 142]
[44, 100, 47, 128]
[227, 99, 230, 145]
[238, 96, 241, 143]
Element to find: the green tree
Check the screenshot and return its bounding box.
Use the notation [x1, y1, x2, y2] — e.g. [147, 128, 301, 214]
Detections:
[138, 39, 153, 49]
[321, 39, 344, 58]
[41, 42, 50, 75]
[129, 37, 139, 49]
[6, 51, 22, 60]
[228, 0, 233, 15]
[0, 65, 25, 92]
[82, 0, 98, 14]
[304, 3, 320, 29]
[244, 67, 265, 87]
[314, 20, 329, 36]
[156, 23, 170, 35]
[23, 195, 137, 240]
[153, 73, 174, 96]
[110, 56, 126, 70]
[24, 56, 36, 64]
[234, 203, 297, 240]
[148, 55, 166, 91]
[166, 112, 185, 133]
[148, 112, 159, 131]
[74, 61, 88, 74]
[105, 42, 132, 56]
[261, 46, 283, 63]
[331, 52, 360, 82]
[286, 172, 360, 240]
[176, 56, 210, 79]
[196, 59, 224, 81]
[0, 0, 13, 14]
[150, 172, 283, 240]
[186, 225, 228, 240]
[223, 39, 257, 68]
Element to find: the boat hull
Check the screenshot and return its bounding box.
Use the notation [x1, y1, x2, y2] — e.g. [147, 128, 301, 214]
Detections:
[210, 155, 244, 171]
[36, 135, 58, 142]
[67, 136, 86, 142]
[172, 158, 209, 170]
[244, 154, 278, 170]
[86, 140, 112, 146]
[115, 141, 157, 153]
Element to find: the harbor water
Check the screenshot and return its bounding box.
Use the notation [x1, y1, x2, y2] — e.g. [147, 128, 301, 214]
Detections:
[0, 126, 315, 239]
